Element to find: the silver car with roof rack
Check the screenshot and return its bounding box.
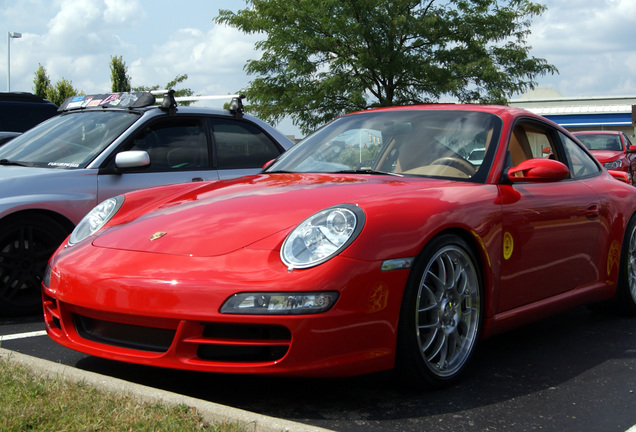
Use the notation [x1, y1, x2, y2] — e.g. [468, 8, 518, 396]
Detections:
[0, 90, 293, 315]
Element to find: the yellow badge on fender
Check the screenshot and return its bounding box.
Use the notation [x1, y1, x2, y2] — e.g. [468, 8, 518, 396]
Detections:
[503, 232, 514, 260]
[149, 232, 167, 241]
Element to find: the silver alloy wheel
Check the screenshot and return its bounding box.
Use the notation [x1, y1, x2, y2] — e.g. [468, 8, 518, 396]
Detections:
[415, 244, 480, 378]
[627, 223, 636, 302]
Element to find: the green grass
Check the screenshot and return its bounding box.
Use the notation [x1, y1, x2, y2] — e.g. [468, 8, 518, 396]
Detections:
[0, 357, 244, 432]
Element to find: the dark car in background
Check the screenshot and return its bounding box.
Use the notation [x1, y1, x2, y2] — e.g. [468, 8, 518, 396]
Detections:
[572, 131, 636, 184]
[0, 90, 293, 316]
[0, 92, 58, 132]
[0, 131, 20, 146]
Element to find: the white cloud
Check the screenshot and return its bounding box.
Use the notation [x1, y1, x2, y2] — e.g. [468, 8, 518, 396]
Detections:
[522, 0, 636, 97]
[128, 24, 261, 96]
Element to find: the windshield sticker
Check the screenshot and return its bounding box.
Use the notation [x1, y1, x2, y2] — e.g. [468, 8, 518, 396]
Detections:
[48, 162, 79, 168]
[59, 92, 155, 111]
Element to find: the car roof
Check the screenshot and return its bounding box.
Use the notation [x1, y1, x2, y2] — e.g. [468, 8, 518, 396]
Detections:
[0, 92, 56, 104]
[344, 103, 545, 122]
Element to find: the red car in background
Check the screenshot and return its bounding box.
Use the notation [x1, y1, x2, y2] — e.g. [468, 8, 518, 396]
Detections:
[573, 131, 636, 184]
[43, 105, 636, 389]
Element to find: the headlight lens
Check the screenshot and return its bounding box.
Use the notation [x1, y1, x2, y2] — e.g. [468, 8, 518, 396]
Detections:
[281, 204, 365, 269]
[605, 160, 622, 170]
[221, 292, 339, 315]
[68, 195, 124, 245]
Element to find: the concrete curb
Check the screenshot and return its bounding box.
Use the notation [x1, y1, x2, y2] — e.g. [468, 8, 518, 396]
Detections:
[0, 348, 334, 432]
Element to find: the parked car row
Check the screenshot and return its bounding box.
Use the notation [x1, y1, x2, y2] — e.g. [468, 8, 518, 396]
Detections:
[4, 92, 636, 388]
[39, 103, 636, 389]
[0, 90, 293, 315]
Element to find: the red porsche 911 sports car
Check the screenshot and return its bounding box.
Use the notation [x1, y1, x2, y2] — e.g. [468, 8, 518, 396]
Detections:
[43, 105, 636, 389]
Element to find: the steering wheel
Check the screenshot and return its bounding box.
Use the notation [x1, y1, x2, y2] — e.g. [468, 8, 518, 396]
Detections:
[430, 157, 477, 176]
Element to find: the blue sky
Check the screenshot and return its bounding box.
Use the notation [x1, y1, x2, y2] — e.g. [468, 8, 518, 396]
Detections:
[1, 0, 635, 137]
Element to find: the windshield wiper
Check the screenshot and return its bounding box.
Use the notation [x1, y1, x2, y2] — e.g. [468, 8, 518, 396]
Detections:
[334, 169, 403, 177]
[0, 159, 28, 167]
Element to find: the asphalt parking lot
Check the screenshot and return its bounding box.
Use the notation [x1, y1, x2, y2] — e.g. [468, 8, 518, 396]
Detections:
[3, 305, 636, 432]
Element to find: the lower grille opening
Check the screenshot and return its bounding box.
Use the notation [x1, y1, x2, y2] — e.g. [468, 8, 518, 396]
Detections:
[197, 323, 291, 362]
[74, 315, 176, 353]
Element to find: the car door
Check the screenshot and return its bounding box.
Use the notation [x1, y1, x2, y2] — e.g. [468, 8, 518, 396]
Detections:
[96, 117, 218, 202]
[497, 120, 606, 312]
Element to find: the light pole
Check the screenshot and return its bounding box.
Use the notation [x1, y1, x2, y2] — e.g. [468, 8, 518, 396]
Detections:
[7, 31, 22, 92]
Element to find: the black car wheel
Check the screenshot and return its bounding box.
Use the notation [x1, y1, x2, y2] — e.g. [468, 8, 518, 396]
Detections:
[0, 214, 69, 316]
[396, 233, 482, 389]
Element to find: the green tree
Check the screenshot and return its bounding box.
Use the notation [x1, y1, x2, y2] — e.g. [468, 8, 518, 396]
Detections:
[217, 0, 558, 134]
[46, 78, 82, 106]
[33, 64, 51, 99]
[134, 74, 194, 106]
[110, 55, 131, 92]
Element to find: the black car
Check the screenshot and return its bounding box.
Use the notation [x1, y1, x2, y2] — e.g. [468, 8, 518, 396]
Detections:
[0, 92, 58, 132]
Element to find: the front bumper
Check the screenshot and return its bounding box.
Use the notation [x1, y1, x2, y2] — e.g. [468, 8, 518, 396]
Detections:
[43, 246, 410, 377]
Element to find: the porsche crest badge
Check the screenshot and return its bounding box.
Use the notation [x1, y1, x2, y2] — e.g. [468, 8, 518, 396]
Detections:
[149, 232, 167, 241]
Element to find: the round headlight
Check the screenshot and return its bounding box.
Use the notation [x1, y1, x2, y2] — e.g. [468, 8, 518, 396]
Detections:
[281, 204, 365, 269]
[68, 195, 124, 245]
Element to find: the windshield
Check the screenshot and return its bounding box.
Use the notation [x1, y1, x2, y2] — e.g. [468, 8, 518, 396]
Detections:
[575, 134, 623, 152]
[267, 109, 501, 181]
[0, 111, 140, 168]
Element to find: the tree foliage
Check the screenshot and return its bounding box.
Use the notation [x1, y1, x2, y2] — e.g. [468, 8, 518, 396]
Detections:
[217, 0, 558, 134]
[46, 78, 82, 106]
[110, 55, 131, 92]
[33, 64, 51, 99]
[32, 64, 82, 106]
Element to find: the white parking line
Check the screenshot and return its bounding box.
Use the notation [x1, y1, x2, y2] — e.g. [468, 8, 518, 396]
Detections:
[0, 330, 47, 342]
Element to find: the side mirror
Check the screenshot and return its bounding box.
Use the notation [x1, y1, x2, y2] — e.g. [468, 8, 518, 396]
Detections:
[506, 158, 570, 183]
[115, 151, 151, 169]
[609, 170, 630, 184]
[628, 145, 636, 153]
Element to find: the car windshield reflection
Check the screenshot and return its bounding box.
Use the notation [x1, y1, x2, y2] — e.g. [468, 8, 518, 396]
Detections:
[266, 109, 501, 181]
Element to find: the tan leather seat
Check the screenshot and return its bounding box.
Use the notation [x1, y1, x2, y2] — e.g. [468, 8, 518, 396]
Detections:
[508, 126, 533, 167]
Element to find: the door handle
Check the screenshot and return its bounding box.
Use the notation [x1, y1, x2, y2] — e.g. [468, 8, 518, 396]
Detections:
[191, 177, 204, 182]
[585, 204, 599, 219]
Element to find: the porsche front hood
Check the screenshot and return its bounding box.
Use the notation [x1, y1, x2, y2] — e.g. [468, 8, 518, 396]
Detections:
[91, 173, 435, 257]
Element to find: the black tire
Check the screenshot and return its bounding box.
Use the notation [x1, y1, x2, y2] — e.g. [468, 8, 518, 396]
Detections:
[396, 233, 483, 389]
[0, 214, 69, 316]
[616, 215, 636, 315]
